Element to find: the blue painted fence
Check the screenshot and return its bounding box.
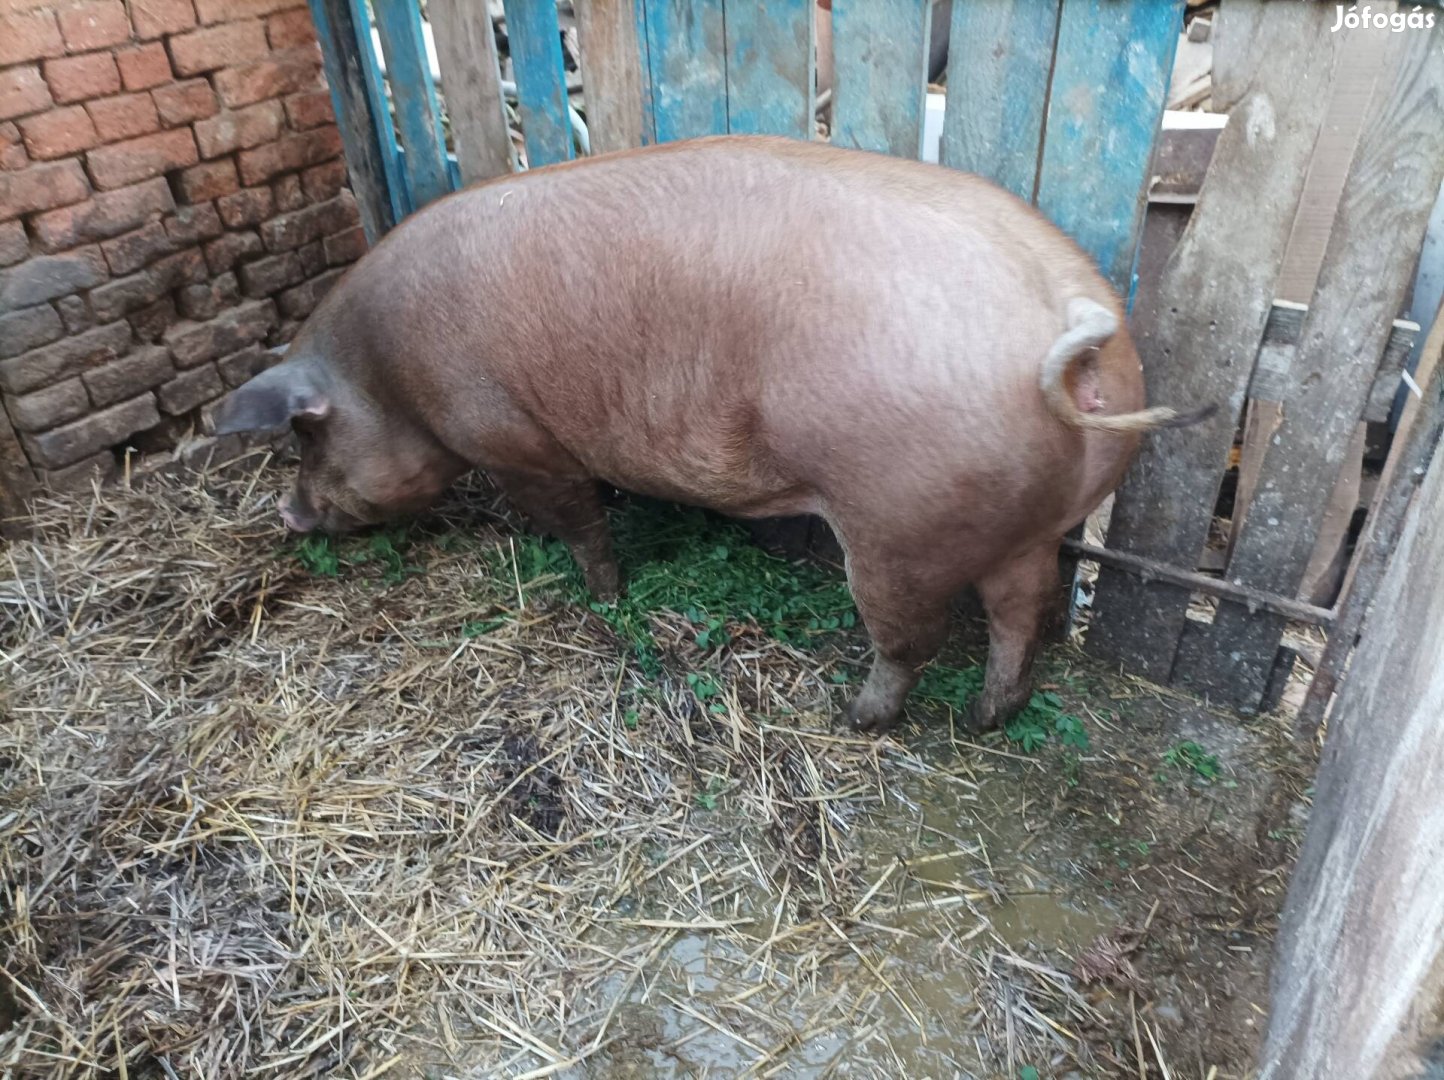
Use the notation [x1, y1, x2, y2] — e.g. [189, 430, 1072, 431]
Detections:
[310, 0, 1183, 295]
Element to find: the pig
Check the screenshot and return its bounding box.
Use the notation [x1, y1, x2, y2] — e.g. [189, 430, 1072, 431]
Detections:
[212, 135, 1205, 734]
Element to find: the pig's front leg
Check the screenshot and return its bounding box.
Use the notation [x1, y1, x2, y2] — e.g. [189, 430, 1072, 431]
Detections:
[492, 471, 621, 601]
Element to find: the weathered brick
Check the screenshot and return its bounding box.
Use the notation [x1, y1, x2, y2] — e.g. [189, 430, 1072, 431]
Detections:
[238, 250, 301, 297]
[41, 447, 116, 490]
[174, 157, 237, 202]
[0, 220, 27, 266]
[216, 343, 273, 387]
[265, 7, 314, 49]
[88, 246, 203, 320]
[259, 191, 357, 252]
[126, 295, 175, 340]
[0, 120, 27, 170]
[156, 360, 221, 413]
[193, 99, 282, 158]
[215, 185, 271, 228]
[236, 123, 339, 185]
[84, 343, 173, 405]
[269, 316, 300, 345]
[163, 202, 221, 245]
[19, 104, 97, 159]
[130, 0, 196, 39]
[297, 238, 323, 276]
[323, 224, 365, 266]
[31, 176, 172, 251]
[272, 172, 302, 212]
[176, 270, 237, 319]
[0, 65, 52, 122]
[195, 0, 302, 23]
[55, 294, 92, 331]
[0, 158, 89, 221]
[21, 392, 159, 467]
[151, 78, 215, 127]
[168, 20, 267, 76]
[87, 128, 197, 190]
[101, 220, 175, 275]
[0, 1, 54, 16]
[86, 92, 161, 142]
[57, 1, 130, 52]
[43, 51, 121, 104]
[115, 42, 171, 91]
[164, 297, 274, 367]
[300, 157, 345, 203]
[276, 264, 342, 319]
[283, 87, 332, 132]
[0, 319, 131, 394]
[0, 247, 107, 308]
[0, 9, 63, 66]
[0, 304, 64, 359]
[203, 229, 262, 274]
[213, 47, 319, 109]
[4, 376, 88, 431]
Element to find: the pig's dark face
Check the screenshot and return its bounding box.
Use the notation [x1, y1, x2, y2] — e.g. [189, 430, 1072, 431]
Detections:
[213, 358, 462, 535]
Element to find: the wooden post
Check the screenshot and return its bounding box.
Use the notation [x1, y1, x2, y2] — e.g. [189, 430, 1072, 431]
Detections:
[431, 0, 516, 183]
[574, 0, 649, 153]
[1259, 373, 1444, 1078]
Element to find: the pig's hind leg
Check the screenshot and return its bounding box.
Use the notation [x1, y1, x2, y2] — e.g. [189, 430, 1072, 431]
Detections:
[493, 471, 621, 601]
[969, 541, 1060, 732]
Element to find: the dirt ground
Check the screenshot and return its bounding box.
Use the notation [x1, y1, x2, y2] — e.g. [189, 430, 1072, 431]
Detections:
[0, 452, 1311, 1079]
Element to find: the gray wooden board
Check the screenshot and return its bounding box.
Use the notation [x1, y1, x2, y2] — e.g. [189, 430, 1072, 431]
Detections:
[1085, 2, 1340, 683]
[430, 0, 515, 184]
[575, 0, 648, 153]
[1173, 27, 1444, 709]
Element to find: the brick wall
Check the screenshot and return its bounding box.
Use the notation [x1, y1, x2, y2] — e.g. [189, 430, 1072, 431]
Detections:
[0, 0, 367, 491]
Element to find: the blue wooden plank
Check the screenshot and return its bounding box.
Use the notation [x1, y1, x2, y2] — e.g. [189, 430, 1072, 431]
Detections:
[373, 0, 451, 209]
[634, 0, 656, 143]
[724, 0, 813, 138]
[1035, 0, 1184, 292]
[307, 0, 400, 240]
[644, 0, 727, 142]
[507, 0, 576, 167]
[830, 0, 929, 158]
[939, 1, 1060, 201]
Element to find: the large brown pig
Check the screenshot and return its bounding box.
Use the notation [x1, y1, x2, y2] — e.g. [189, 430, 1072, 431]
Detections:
[213, 135, 1202, 733]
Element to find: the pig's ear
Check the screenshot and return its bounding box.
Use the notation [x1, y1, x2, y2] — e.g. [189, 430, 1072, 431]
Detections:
[211, 362, 330, 435]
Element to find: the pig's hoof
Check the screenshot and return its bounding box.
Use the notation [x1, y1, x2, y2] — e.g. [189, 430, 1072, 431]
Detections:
[964, 695, 1022, 734]
[846, 695, 903, 734]
[584, 563, 622, 603]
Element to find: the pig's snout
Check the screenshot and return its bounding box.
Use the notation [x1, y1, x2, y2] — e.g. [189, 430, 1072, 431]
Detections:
[279, 495, 320, 533]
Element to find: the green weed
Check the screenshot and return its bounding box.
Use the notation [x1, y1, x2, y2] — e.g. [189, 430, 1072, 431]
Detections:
[1162, 740, 1220, 782]
[291, 525, 420, 584]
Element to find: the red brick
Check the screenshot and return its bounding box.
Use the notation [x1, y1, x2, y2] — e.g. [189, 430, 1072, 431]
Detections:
[157, 360, 221, 413]
[55, 293, 92, 331]
[300, 158, 346, 203]
[238, 249, 301, 296]
[151, 78, 215, 127]
[213, 47, 319, 108]
[162, 201, 221, 243]
[0, 158, 90, 222]
[195, 0, 301, 23]
[126, 294, 175, 340]
[21, 392, 160, 468]
[176, 270, 237, 319]
[216, 342, 272, 386]
[283, 87, 333, 132]
[0, 65, 52, 122]
[4, 377, 89, 432]
[88, 246, 204, 320]
[101, 220, 174, 274]
[0, 219, 26, 266]
[0, 304, 64, 359]
[18, 104, 97, 160]
[84, 343, 173, 405]
[0, 247, 108, 311]
[259, 190, 356, 252]
[168, 20, 267, 77]
[57, 1, 130, 52]
[265, 7, 314, 49]
[164, 297, 274, 366]
[0, 121, 27, 170]
[174, 157, 236, 202]
[86, 92, 160, 142]
[40, 448, 117, 491]
[297, 237, 322, 275]
[236, 123, 339, 185]
[31, 176, 172, 251]
[130, 0, 195, 39]
[277, 264, 342, 319]
[0, 9, 63, 66]
[86, 127, 197, 189]
[272, 171, 302, 211]
[192, 99, 282, 158]
[115, 42, 171, 91]
[216, 185, 272, 228]
[43, 51, 121, 104]
[203, 229, 262, 274]
[0, 320, 131, 395]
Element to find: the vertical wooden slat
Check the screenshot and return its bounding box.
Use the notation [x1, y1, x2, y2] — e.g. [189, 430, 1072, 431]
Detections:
[308, 0, 401, 239]
[1086, 2, 1341, 682]
[829, 0, 928, 158]
[939, 1, 1060, 200]
[575, 0, 649, 152]
[644, 0, 727, 142]
[373, 0, 452, 209]
[724, 0, 814, 138]
[431, 0, 515, 184]
[1034, 0, 1183, 292]
[507, 0, 576, 167]
[1171, 26, 1444, 710]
